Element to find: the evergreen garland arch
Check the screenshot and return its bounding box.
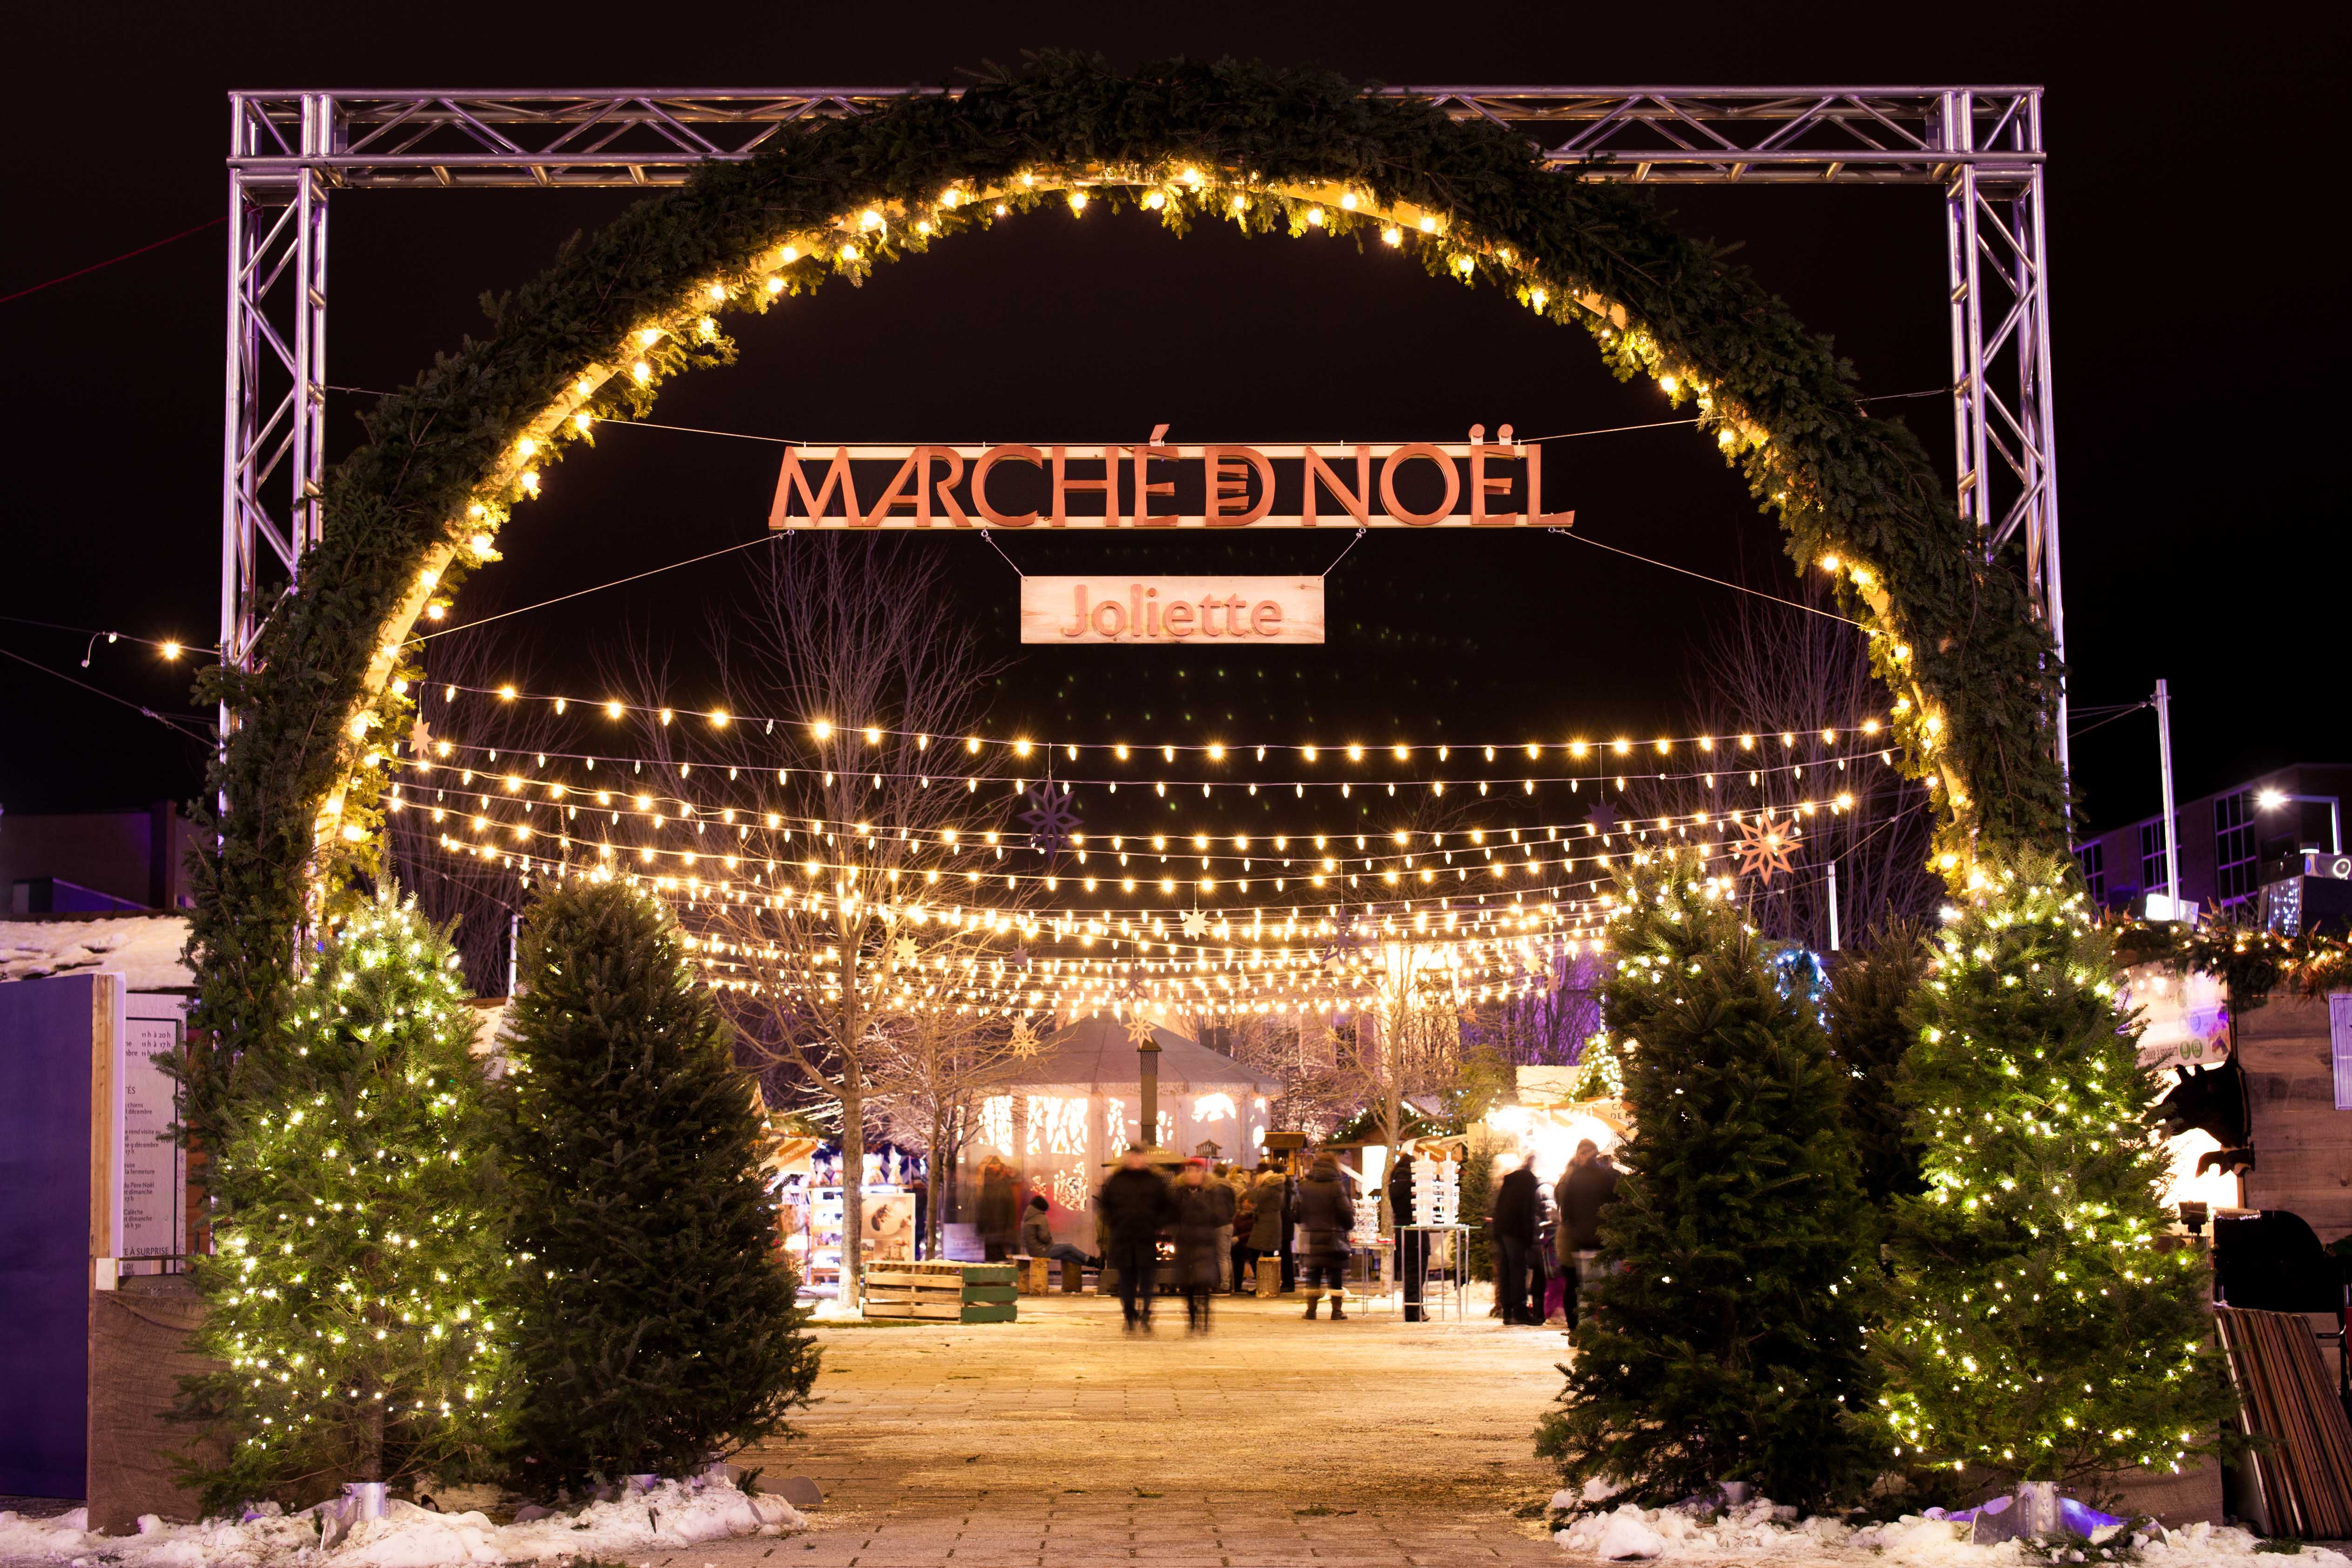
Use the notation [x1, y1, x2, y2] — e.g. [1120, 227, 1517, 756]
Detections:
[188, 53, 2067, 1121]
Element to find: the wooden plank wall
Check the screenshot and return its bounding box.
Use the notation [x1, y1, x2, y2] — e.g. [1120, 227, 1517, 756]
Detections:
[2238, 994, 2352, 1244]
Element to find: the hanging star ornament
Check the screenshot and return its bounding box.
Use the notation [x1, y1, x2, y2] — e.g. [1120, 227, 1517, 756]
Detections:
[1123, 1011, 1159, 1046]
[892, 936, 918, 968]
[1008, 945, 1031, 972]
[1008, 1017, 1041, 1059]
[1585, 801, 1620, 839]
[1018, 779, 1082, 859]
[406, 713, 434, 761]
[1181, 907, 1210, 938]
[1734, 810, 1800, 881]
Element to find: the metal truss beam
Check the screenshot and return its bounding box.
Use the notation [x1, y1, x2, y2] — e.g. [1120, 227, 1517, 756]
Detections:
[222, 83, 2064, 761]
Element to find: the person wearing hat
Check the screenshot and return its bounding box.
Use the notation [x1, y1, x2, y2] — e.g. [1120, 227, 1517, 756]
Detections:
[1294, 1151, 1356, 1320]
[1020, 1194, 1099, 1271]
[1169, 1158, 1237, 1331]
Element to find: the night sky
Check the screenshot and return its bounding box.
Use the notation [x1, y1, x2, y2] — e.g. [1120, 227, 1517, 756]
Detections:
[1, 1, 2334, 846]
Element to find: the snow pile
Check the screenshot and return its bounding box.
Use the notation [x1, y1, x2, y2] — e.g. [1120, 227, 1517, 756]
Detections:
[0, 1476, 803, 1568]
[1552, 1499, 2351, 1568]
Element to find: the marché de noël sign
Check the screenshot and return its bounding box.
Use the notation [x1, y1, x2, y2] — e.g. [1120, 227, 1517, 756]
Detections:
[766, 424, 1575, 529]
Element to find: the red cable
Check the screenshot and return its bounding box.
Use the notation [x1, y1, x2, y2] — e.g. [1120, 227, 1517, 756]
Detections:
[0, 215, 227, 306]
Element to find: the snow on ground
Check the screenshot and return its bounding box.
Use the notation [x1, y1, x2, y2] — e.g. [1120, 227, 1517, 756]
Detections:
[1551, 1497, 2347, 1568]
[0, 1476, 802, 1568]
[0, 915, 193, 990]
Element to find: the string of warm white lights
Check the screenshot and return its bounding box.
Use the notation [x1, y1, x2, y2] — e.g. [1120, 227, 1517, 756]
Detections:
[407, 786, 1821, 899]
[420, 677, 1893, 764]
[394, 729, 1902, 807]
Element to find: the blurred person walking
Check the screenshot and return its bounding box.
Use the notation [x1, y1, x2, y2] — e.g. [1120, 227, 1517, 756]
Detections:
[1098, 1146, 1173, 1332]
[1554, 1139, 1621, 1330]
[1295, 1152, 1356, 1320]
[1169, 1159, 1237, 1331]
[1491, 1151, 1540, 1325]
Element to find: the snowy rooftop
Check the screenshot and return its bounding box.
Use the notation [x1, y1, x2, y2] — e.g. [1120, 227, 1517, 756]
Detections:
[0, 913, 194, 991]
[1005, 1009, 1284, 1094]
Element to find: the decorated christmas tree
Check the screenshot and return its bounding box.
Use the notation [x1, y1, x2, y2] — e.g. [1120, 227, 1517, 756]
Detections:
[1825, 918, 1932, 1225]
[179, 887, 505, 1510]
[501, 878, 817, 1492]
[1537, 853, 1880, 1509]
[1878, 849, 2235, 1492]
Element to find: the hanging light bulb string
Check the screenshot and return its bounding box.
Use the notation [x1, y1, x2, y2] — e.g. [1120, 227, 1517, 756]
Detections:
[398, 753, 1883, 869]
[419, 676, 1892, 764]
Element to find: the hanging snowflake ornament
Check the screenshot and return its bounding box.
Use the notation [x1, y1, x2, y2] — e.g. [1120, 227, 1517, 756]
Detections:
[1008, 1017, 1041, 1059]
[1318, 909, 1368, 964]
[1734, 810, 1800, 881]
[1019, 778, 1082, 859]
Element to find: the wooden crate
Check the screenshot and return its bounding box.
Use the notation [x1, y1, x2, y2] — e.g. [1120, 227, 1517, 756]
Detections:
[863, 1260, 1020, 1323]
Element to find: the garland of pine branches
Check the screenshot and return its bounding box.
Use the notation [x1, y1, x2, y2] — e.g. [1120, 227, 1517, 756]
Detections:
[183, 52, 2066, 1143]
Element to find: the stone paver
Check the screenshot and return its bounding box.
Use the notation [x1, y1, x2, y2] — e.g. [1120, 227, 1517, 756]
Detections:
[731, 1290, 1572, 1566]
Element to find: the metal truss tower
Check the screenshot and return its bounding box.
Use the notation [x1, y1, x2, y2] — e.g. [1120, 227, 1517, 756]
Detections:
[224, 86, 2064, 764]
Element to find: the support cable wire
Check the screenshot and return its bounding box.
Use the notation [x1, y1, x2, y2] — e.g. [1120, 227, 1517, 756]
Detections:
[979, 532, 1025, 578]
[1320, 527, 1368, 578]
[1544, 529, 1864, 630]
[0, 644, 216, 746]
[412, 534, 782, 644]
[324, 386, 1949, 453]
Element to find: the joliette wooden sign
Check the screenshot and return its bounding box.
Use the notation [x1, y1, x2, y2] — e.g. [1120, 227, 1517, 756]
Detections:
[1021, 577, 1324, 645]
[767, 425, 1572, 530]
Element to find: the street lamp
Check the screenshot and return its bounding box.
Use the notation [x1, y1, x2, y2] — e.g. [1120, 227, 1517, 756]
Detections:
[2255, 789, 2343, 855]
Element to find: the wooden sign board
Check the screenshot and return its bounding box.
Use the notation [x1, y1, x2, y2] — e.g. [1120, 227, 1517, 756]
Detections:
[1021, 577, 1324, 645]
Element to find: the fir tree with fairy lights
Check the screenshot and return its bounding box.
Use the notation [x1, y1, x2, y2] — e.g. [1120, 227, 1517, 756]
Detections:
[1826, 918, 1932, 1229]
[178, 887, 506, 1510]
[1538, 852, 1881, 1509]
[1878, 848, 2235, 1493]
[500, 878, 816, 1492]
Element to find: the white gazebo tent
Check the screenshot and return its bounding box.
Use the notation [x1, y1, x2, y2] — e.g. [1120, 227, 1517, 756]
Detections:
[965, 1011, 1284, 1250]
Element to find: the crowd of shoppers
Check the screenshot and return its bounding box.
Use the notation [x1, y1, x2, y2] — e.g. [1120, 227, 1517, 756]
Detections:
[1480, 1137, 1621, 1326]
[1001, 1135, 1619, 1332]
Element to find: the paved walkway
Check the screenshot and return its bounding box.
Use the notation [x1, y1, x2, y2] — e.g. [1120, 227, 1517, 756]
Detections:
[735, 1289, 1572, 1566]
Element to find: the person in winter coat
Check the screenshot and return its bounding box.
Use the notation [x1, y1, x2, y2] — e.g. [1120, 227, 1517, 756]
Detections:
[1168, 1160, 1238, 1330]
[1490, 1152, 1542, 1325]
[1554, 1139, 1622, 1329]
[1020, 1194, 1098, 1269]
[1097, 1146, 1174, 1330]
[1389, 1151, 1425, 1322]
[1294, 1152, 1356, 1320]
[976, 1155, 1019, 1262]
[1243, 1164, 1289, 1291]
[1210, 1163, 1242, 1290]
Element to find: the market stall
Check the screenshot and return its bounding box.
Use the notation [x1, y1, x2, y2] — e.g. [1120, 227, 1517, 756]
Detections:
[960, 1010, 1283, 1254]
